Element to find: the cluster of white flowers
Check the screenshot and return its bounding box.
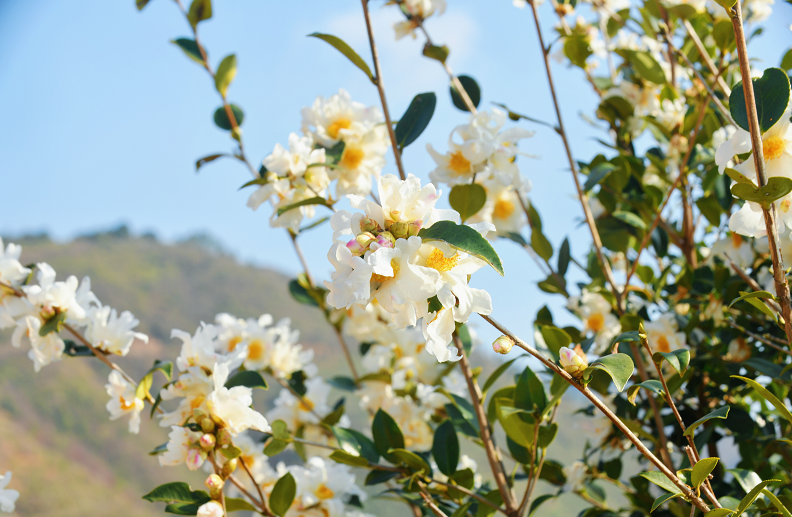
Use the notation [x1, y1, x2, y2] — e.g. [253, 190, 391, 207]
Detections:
[247, 89, 389, 232]
[566, 290, 621, 352]
[716, 108, 792, 238]
[325, 174, 494, 362]
[427, 108, 534, 236]
[392, 0, 447, 39]
[0, 238, 148, 373]
[277, 457, 373, 517]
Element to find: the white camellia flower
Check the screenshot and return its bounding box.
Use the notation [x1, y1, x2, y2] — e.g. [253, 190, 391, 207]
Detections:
[206, 362, 270, 436]
[567, 290, 621, 352]
[0, 471, 19, 513]
[196, 501, 224, 517]
[710, 233, 754, 268]
[266, 376, 337, 430]
[393, 0, 446, 39]
[0, 237, 30, 292]
[105, 370, 144, 434]
[21, 262, 87, 323]
[467, 177, 530, 237]
[87, 305, 148, 356]
[12, 315, 66, 372]
[159, 425, 205, 470]
[644, 313, 687, 354]
[563, 461, 588, 492]
[284, 456, 368, 517]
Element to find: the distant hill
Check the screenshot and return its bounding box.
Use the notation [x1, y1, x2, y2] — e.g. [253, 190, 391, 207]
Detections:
[0, 230, 619, 516]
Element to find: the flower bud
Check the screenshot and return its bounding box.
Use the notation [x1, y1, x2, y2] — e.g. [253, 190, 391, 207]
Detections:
[192, 408, 208, 422]
[186, 448, 207, 471]
[199, 433, 216, 451]
[375, 231, 396, 249]
[559, 346, 588, 379]
[201, 418, 216, 433]
[355, 232, 376, 249]
[492, 335, 514, 355]
[408, 220, 422, 237]
[216, 428, 233, 447]
[221, 457, 238, 478]
[390, 221, 409, 239]
[197, 501, 224, 517]
[359, 216, 378, 233]
[346, 237, 365, 255]
[205, 474, 225, 491]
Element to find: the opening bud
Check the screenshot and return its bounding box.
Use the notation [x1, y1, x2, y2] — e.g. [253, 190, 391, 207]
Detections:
[199, 433, 216, 451]
[216, 428, 233, 447]
[186, 448, 207, 471]
[221, 457, 238, 478]
[408, 220, 422, 237]
[559, 346, 588, 379]
[346, 238, 365, 255]
[359, 216, 378, 233]
[205, 474, 224, 491]
[492, 335, 514, 355]
[353, 232, 376, 252]
[390, 221, 409, 239]
[375, 231, 396, 249]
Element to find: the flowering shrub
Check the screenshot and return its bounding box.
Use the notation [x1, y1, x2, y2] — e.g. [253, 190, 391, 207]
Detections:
[2, 0, 792, 516]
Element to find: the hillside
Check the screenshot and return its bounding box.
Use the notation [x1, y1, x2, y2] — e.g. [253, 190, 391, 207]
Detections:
[0, 230, 619, 516]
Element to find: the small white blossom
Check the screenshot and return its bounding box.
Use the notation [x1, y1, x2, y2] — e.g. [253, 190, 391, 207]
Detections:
[105, 370, 144, 434]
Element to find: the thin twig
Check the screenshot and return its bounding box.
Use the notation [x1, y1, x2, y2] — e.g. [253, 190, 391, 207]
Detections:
[239, 457, 273, 517]
[479, 313, 711, 513]
[682, 20, 732, 97]
[431, 479, 509, 516]
[417, 481, 449, 517]
[729, 0, 792, 345]
[727, 320, 792, 357]
[360, 0, 406, 180]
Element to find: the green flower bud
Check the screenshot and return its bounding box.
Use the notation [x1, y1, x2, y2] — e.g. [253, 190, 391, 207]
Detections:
[201, 418, 216, 433]
[359, 217, 378, 233]
[559, 346, 588, 379]
[390, 221, 409, 239]
[221, 458, 238, 478]
[492, 335, 514, 355]
[408, 220, 422, 237]
[216, 428, 233, 447]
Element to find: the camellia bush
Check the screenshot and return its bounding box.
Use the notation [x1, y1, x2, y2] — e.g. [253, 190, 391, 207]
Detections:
[2, 0, 792, 515]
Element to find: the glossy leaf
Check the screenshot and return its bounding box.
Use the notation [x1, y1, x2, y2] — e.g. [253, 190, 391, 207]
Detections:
[171, 38, 205, 65]
[730, 290, 780, 323]
[329, 450, 369, 468]
[639, 471, 682, 494]
[724, 167, 753, 185]
[515, 365, 547, 414]
[558, 238, 570, 276]
[732, 375, 792, 426]
[423, 44, 449, 63]
[213, 104, 244, 130]
[224, 370, 268, 390]
[540, 326, 571, 356]
[481, 356, 521, 394]
[187, 0, 212, 28]
[583, 353, 634, 392]
[328, 376, 357, 392]
[395, 92, 436, 149]
[330, 427, 379, 463]
[736, 479, 779, 515]
[270, 473, 297, 517]
[584, 162, 616, 192]
[732, 176, 792, 210]
[652, 349, 691, 376]
[450, 75, 481, 111]
[627, 379, 665, 405]
[692, 457, 719, 488]
[418, 220, 504, 275]
[531, 230, 553, 261]
[762, 489, 792, 517]
[143, 482, 211, 504]
[214, 54, 237, 97]
[432, 420, 460, 477]
[372, 409, 404, 462]
[528, 494, 555, 516]
[308, 33, 374, 83]
[628, 50, 666, 84]
[389, 448, 430, 473]
[449, 183, 486, 222]
[651, 492, 682, 512]
[729, 68, 791, 133]
[225, 498, 257, 512]
[704, 510, 735, 517]
[613, 211, 646, 231]
[683, 406, 730, 437]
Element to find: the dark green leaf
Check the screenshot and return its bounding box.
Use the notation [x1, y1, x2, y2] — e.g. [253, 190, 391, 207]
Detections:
[418, 220, 504, 275]
[729, 68, 791, 133]
[613, 211, 647, 231]
[684, 406, 730, 437]
[531, 230, 553, 261]
[558, 238, 570, 276]
[449, 184, 487, 222]
[270, 473, 296, 517]
[529, 495, 556, 516]
[482, 356, 521, 394]
[450, 75, 481, 112]
[652, 349, 691, 376]
[195, 153, 227, 171]
[214, 54, 237, 97]
[328, 376, 357, 392]
[330, 427, 379, 463]
[372, 409, 404, 462]
[515, 365, 547, 414]
[584, 162, 616, 192]
[136, 0, 151, 10]
[583, 353, 634, 392]
[224, 370, 268, 390]
[213, 104, 244, 131]
[781, 49, 792, 72]
[308, 33, 374, 83]
[538, 423, 558, 448]
[395, 92, 436, 149]
[432, 420, 459, 477]
[365, 470, 400, 485]
[39, 312, 66, 337]
[736, 480, 779, 514]
[540, 326, 571, 357]
[627, 379, 665, 405]
[651, 492, 683, 512]
[276, 196, 332, 217]
[329, 450, 369, 467]
[225, 498, 257, 512]
[263, 438, 289, 457]
[143, 482, 211, 504]
[639, 471, 683, 494]
[628, 50, 666, 84]
[389, 448, 430, 474]
[171, 38, 205, 65]
[164, 502, 203, 515]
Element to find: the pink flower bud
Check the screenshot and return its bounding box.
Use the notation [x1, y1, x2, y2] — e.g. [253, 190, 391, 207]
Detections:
[408, 220, 422, 237]
[559, 346, 588, 379]
[186, 448, 206, 471]
[346, 238, 365, 255]
[205, 474, 224, 490]
[375, 231, 396, 248]
[199, 433, 216, 451]
[492, 335, 514, 355]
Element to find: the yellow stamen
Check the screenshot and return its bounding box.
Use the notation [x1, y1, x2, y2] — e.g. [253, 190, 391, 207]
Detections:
[586, 313, 605, 333]
[227, 336, 243, 352]
[731, 233, 743, 248]
[447, 151, 471, 175]
[119, 397, 135, 410]
[190, 396, 205, 410]
[493, 198, 515, 220]
[426, 248, 460, 272]
[299, 398, 315, 411]
[327, 117, 352, 140]
[782, 199, 791, 213]
[371, 260, 400, 284]
[316, 484, 335, 500]
[763, 135, 786, 162]
[656, 334, 671, 353]
[340, 145, 365, 170]
[247, 339, 265, 361]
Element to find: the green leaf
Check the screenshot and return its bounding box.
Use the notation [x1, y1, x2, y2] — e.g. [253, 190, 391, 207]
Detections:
[225, 498, 258, 512]
[732, 375, 792, 426]
[652, 349, 691, 376]
[372, 409, 404, 462]
[538, 423, 558, 448]
[213, 104, 244, 131]
[418, 220, 504, 275]
[652, 492, 683, 512]
[729, 68, 791, 133]
[220, 445, 242, 460]
[187, 0, 212, 28]
[736, 480, 779, 515]
[195, 153, 227, 172]
[329, 449, 369, 467]
[328, 376, 357, 392]
[628, 50, 666, 84]
[728, 468, 762, 494]
[704, 510, 735, 517]
[529, 495, 556, 516]
[164, 502, 203, 515]
[171, 38, 205, 65]
[308, 33, 374, 83]
[782, 49, 792, 72]
[584, 162, 616, 192]
[276, 196, 332, 217]
[389, 448, 430, 473]
[263, 438, 289, 457]
[394, 93, 436, 149]
[515, 365, 547, 414]
[496, 401, 536, 448]
[449, 184, 487, 222]
[365, 470, 400, 486]
[639, 471, 683, 494]
[731, 177, 792, 210]
[762, 489, 792, 517]
[613, 211, 647, 231]
[730, 290, 780, 324]
[39, 312, 66, 337]
[583, 353, 634, 392]
[224, 370, 268, 390]
[136, 0, 151, 11]
[143, 482, 211, 504]
[330, 427, 379, 463]
[214, 54, 237, 97]
[558, 238, 570, 276]
[481, 356, 521, 394]
[683, 406, 730, 437]
[531, 230, 554, 261]
[136, 360, 174, 399]
[729, 291, 777, 308]
[451, 502, 473, 517]
[270, 473, 296, 517]
[450, 75, 481, 112]
[149, 442, 168, 456]
[423, 44, 449, 63]
[321, 400, 345, 426]
[692, 457, 719, 488]
[564, 35, 593, 68]
[627, 380, 665, 405]
[433, 419, 460, 477]
[541, 326, 571, 356]
[724, 167, 753, 185]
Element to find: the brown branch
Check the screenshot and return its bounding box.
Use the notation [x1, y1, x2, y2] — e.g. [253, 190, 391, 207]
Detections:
[727, 320, 792, 357]
[729, 1, 792, 344]
[631, 341, 675, 470]
[682, 20, 732, 97]
[431, 479, 508, 516]
[417, 481, 449, 517]
[239, 457, 274, 517]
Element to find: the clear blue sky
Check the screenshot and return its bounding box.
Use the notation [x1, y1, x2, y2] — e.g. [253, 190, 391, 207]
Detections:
[1, 0, 790, 347]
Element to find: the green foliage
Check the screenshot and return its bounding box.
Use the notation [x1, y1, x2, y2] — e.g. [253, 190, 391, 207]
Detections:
[423, 44, 449, 63]
[627, 380, 664, 405]
[731, 177, 792, 210]
[213, 104, 244, 130]
[372, 409, 404, 463]
[449, 184, 487, 222]
[691, 457, 719, 489]
[418, 220, 504, 275]
[684, 406, 730, 437]
[729, 68, 791, 133]
[224, 370, 268, 390]
[214, 54, 237, 97]
[450, 75, 481, 111]
[171, 38, 205, 65]
[307, 33, 374, 83]
[582, 354, 634, 392]
[270, 473, 296, 517]
[639, 471, 682, 494]
[187, 0, 212, 28]
[394, 92, 436, 149]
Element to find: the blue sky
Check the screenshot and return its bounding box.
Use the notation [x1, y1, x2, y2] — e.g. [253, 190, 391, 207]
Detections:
[1, 0, 790, 347]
